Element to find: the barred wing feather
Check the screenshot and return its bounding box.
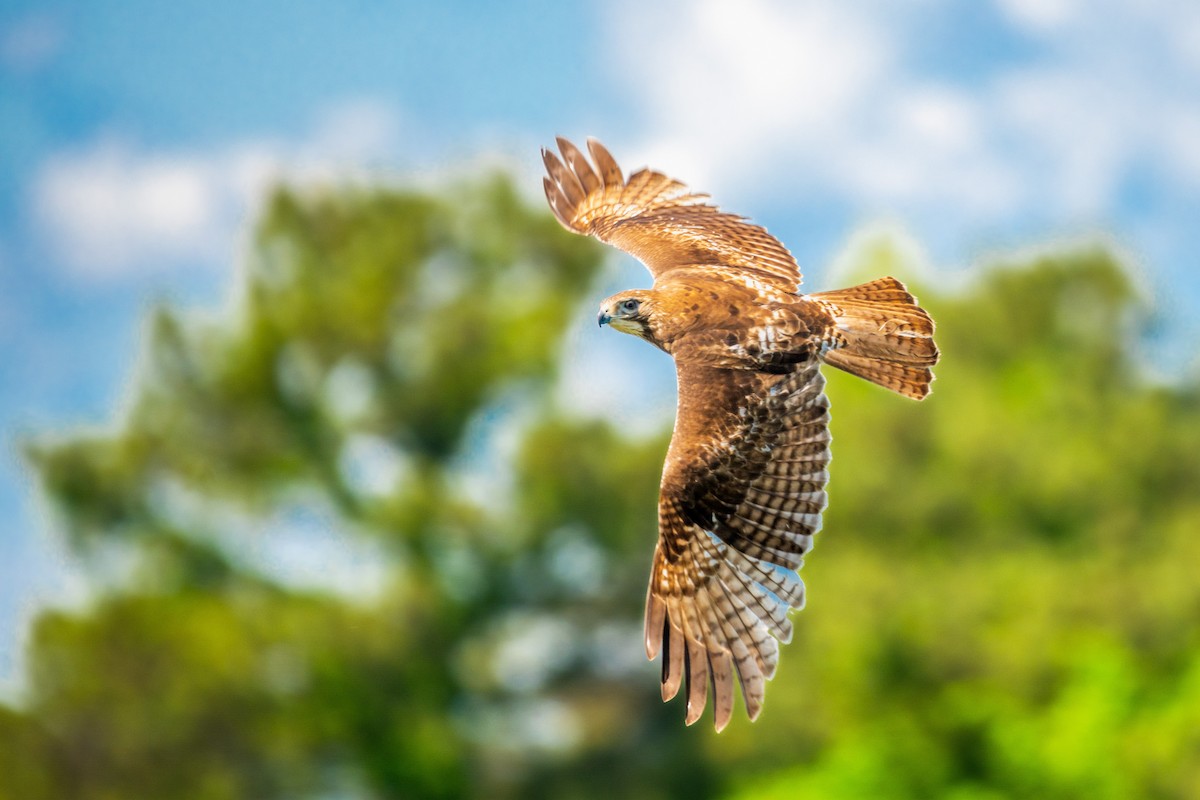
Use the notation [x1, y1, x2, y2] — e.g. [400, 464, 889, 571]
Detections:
[542, 137, 803, 289]
[646, 360, 831, 730]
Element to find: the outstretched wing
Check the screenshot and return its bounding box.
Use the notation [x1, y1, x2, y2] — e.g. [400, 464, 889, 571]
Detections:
[542, 137, 803, 289]
[646, 359, 830, 730]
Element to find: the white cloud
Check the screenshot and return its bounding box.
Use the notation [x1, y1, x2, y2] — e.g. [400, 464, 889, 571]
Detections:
[994, 69, 1135, 217]
[34, 141, 225, 276]
[602, 0, 1200, 233]
[308, 98, 402, 161]
[604, 0, 1016, 219]
[31, 98, 404, 282]
[1163, 106, 1200, 185]
[607, 0, 891, 192]
[1167, 10, 1200, 71]
[840, 87, 1021, 218]
[996, 0, 1081, 33]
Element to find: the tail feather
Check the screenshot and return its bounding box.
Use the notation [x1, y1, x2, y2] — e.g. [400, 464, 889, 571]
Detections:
[820, 351, 935, 399]
[812, 277, 939, 400]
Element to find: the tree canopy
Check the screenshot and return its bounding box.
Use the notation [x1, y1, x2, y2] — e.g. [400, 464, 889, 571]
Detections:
[5, 173, 1199, 799]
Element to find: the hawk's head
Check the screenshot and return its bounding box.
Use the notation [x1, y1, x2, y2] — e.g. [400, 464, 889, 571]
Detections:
[598, 291, 657, 343]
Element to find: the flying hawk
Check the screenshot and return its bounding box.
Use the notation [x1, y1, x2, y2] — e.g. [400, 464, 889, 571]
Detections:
[542, 138, 939, 731]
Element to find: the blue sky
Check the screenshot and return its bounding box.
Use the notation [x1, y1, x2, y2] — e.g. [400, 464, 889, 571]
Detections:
[2, 0, 1198, 691]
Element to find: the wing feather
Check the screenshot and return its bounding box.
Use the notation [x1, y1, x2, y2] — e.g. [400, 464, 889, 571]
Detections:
[587, 138, 624, 188]
[541, 149, 584, 207]
[710, 574, 768, 718]
[555, 136, 601, 194]
[660, 605, 685, 701]
[542, 137, 803, 288]
[684, 627, 709, 725]
[646, 360, 831, 728]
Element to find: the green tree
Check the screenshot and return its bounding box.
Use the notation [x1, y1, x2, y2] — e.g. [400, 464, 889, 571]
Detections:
[4, 176, 1199, 799]
[714, 239, 1200, 799]
[8, 176, 709, 799]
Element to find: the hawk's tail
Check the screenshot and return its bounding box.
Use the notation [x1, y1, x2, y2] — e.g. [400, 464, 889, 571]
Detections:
[811, 277, 939, 400]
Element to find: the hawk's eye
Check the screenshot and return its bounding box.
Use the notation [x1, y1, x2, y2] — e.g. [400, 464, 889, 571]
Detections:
[621, 299, 640, 314]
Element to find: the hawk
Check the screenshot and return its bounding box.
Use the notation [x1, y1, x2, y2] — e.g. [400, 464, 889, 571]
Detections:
[542, 137, 939, 730]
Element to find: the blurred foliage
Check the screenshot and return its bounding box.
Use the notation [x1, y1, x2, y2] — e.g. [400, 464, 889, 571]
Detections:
[6, 174, 1200, 799]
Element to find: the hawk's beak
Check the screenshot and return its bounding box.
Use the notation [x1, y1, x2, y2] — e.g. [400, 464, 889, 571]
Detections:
[598, 310, 611, 327]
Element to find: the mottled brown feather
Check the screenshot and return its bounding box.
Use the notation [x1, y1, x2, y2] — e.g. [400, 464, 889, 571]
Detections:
[812, 277, 940, 398]
[644, 361, 830, 729]
[543, 138, 803, 288]
[542, 137, 940, 731]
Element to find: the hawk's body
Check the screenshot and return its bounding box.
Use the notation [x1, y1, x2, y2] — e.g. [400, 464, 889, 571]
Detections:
[542, 138, 939, 730]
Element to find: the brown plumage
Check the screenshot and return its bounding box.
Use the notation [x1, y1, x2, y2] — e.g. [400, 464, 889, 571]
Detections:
[543, 137, 939, 730]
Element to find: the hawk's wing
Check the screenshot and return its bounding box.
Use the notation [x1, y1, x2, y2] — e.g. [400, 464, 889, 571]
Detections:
[542, 137, 803, 289]
[647, 359, 830, 730]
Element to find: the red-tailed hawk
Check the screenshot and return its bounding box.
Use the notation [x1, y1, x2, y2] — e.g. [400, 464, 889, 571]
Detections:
[542, 138, 939, 730]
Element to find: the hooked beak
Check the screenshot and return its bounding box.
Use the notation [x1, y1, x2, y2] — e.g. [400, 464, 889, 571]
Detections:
[597, 309, 611, 327]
